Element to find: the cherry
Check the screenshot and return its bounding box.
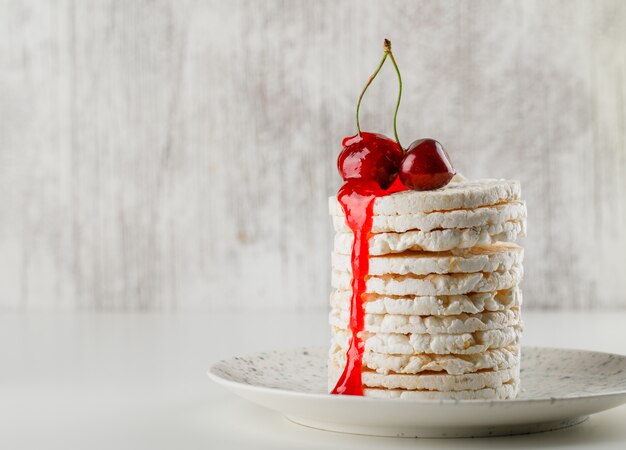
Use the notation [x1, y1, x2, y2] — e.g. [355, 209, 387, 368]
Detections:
[399, 139, 455, 191]
[338, 132, 403, 190]
[337, 39, 404, 190]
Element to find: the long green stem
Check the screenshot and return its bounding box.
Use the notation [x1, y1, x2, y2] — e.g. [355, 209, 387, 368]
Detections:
[354, 39, 403, 149]
[386, 46, 403, 148]
[355, 52, 388, 137]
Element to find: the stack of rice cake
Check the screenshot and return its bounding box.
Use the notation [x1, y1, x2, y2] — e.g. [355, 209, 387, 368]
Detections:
[328, 179, 526, 399]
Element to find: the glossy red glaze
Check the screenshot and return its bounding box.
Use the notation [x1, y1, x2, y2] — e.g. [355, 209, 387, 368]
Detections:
[337, 132, 404, 190]
[399, 139, 455, 191]
[331, 177, 407, 396]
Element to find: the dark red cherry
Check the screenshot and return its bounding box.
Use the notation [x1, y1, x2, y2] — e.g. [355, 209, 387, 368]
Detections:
[399, 139, 455, 191]
[337, 132, 404, 190]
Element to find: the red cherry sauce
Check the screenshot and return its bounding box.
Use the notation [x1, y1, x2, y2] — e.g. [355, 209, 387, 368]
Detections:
[331, 177, 407, 395]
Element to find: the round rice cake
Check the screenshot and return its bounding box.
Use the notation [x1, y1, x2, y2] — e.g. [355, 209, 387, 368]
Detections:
[329, 308, 521, 334]
[328, 362, 519, 391]
[331, 266, 523, 296]
[331, 326, 523, 355]
[332, 201, 527, 233]
[333, 220, 526, 255]
[331, 243, 523, 276]
[328, 179, 522, 215]
[330, 288, 522, 316]
[362, 381, 519, 400]
[361, 366, 519, 391]
[329, 346, 520, 375]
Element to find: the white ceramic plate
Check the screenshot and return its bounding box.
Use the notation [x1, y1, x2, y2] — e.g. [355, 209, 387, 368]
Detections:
[208, 346, 626, 437]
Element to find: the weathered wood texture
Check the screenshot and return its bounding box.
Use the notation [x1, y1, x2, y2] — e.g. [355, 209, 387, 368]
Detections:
[0, 0, 625, 311]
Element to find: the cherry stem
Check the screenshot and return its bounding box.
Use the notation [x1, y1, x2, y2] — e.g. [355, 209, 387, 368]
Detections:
[355, 39, 403, 149]
[386, 42, 403, 149]
[355, 51, 388, 137]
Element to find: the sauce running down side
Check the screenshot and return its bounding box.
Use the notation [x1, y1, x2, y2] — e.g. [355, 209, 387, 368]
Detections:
[331, 178, 407, 395]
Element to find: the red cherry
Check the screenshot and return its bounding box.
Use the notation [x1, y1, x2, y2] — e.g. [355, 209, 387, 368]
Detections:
[399, 139, 455, 191]
[337, 132, 404, 190]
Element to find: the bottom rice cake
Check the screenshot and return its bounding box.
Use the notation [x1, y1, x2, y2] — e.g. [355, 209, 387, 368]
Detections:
[329, 360, 519, 396]
[363, 381, 519, 400]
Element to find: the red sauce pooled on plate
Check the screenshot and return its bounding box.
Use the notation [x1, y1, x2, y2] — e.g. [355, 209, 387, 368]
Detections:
[331, 177, 407, 395]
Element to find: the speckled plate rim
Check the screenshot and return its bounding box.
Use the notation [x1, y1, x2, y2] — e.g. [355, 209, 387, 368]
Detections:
[208, 345, 626, 405]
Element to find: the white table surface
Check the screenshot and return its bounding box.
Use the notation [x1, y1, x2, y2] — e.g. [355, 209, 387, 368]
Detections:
[2, 310, 626, 450]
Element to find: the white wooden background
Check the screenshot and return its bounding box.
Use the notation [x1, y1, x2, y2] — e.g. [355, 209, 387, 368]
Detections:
[0, 0, 625, 311]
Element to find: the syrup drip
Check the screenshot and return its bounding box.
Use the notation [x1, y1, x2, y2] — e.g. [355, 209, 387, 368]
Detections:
[332, 177, 407, 395]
